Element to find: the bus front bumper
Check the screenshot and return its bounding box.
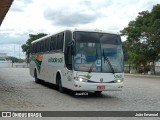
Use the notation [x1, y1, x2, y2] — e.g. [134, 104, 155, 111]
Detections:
[71, 81, 123, 91]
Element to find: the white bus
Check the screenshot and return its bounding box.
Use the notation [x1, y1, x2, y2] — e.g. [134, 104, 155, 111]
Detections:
[29, 29, 127, 93]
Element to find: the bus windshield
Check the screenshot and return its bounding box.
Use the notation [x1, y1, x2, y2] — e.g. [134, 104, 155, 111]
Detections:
[73, 31, 124, 73]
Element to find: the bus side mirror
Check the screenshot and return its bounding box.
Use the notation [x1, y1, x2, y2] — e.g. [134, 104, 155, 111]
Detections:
[71, 45, 75, 56]
[66, 45, 75, 56]
[122, 46, 128, 61]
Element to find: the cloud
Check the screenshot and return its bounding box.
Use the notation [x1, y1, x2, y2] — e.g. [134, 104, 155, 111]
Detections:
[0, 31, 28, 45]
[10, 0, 33, 12]
[1, 0, 160, 58]
[142, 0, 160, 11]
[0, 44, 25, 58]
[44, 10, 101, 27]
[79, 0, 112, 10]
[0, 31, 27, 58]
[43, 0, 111, 27]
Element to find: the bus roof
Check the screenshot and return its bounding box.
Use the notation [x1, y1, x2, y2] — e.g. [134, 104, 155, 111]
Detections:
[73, 28, 119, 35]
[31, 29, 120, 44]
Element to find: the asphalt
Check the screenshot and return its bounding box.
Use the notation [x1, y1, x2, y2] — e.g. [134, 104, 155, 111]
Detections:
[0, 68, 160, 120]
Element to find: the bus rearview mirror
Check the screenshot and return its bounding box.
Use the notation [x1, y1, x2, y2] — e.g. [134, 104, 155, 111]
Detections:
[71, 45, 75, 56]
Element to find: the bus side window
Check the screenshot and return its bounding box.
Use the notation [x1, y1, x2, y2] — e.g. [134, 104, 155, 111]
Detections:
[37, 42, 40, 52]
[45, 39, 50, 51]
[42, 40, 45, 52]
[40, 41, 44, 52]
[57, 33, 64, 51]
[50, 36, 56, 51]
[47, 38, 51, 51]
[35, 43, 38, 53]
[40, 41, 43, 52]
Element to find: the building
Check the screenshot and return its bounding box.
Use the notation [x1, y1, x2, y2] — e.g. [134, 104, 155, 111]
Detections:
[0, 53, 7, 58]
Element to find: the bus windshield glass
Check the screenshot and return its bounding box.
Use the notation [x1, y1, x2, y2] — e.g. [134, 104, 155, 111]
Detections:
[73, 31, 123, 73]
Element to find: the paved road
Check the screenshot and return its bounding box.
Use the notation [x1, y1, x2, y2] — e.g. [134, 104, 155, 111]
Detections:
[0, 68, 159, 119]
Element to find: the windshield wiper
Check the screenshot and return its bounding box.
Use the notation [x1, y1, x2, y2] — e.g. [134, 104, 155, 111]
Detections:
[103, 49, 115, 74]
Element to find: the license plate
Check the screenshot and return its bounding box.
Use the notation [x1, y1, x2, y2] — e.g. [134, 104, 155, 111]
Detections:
[97, 86, 105, 90]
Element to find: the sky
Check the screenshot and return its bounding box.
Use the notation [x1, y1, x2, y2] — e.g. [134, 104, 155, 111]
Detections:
[0, 0, 160, 58]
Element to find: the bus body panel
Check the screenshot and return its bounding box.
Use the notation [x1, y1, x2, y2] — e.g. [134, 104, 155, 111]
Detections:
[30, 52, 65, 84]
[71, 82, 123, 91]
[62, 71, 124, 91]
[29, 29, 125, 92]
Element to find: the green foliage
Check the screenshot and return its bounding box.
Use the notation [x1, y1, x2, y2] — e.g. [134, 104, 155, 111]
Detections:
[21, 33, 47, 54]
[121, 4, 160, 74]
[21, 33, 47, 63]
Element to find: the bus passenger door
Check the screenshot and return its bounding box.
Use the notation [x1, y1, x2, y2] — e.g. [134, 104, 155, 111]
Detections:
[63, 45, 73, 89]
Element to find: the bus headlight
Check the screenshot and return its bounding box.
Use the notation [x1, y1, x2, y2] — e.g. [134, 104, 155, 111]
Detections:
[114, 79, 123, 83]
[74, 77, 88, 82]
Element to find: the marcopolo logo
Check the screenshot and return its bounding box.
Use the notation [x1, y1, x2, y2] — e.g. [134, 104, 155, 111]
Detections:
[48, 57, 63, 63]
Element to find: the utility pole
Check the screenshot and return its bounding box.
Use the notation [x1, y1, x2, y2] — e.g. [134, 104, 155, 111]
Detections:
[19, 44, 20, 59]
[12, 44, 15, 67]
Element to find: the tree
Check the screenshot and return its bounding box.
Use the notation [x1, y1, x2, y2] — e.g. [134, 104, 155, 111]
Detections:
[21, 33, 47, 64]
[121, 4, 160, 74]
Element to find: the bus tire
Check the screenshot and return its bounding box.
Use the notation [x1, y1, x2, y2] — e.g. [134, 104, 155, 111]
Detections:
[34, 69, 40, 83]
[57, 75, 65, 93]
[94, 91, 102, 94]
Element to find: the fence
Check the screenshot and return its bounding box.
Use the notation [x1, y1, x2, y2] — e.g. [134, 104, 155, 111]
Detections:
[124, 65, 160, 75]
[0, 62, 29, 68]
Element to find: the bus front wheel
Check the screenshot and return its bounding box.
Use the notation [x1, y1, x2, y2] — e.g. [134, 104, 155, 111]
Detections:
[94, 91, 102, 94]
[57, 75, 65, 93]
